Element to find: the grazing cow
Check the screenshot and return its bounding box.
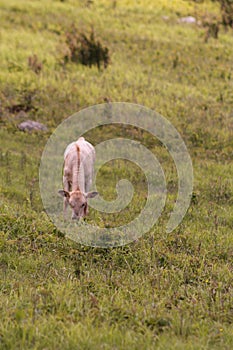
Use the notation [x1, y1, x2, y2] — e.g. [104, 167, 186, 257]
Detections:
[58, 137, 98, 220]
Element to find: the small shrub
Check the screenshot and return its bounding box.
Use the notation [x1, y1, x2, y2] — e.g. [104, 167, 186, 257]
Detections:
[63, 25, 110, 70]
[219, 0, 233, 28]
[28, 54, 42, 74]
[172, 54, 179, 68]
[201, 13, 220, 42]
[204, 22, 219, 42]
[83, 0, 93, 7]
[6, 89, 37, 113]
[203, 1, 233, 41]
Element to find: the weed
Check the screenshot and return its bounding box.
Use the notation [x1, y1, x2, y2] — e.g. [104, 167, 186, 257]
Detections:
[28, 54, 42, 74]
[63, 25, 110, 70]
[219, 0, 233, 28]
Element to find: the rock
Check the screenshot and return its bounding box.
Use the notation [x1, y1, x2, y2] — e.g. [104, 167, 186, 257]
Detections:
[162, 16, 170, 21]
[18, 120, 48, 132]
[178, 16, 196, 24]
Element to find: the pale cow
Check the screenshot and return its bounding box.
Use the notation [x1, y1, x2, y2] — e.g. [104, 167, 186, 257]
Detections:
[58, 137, 98, 220]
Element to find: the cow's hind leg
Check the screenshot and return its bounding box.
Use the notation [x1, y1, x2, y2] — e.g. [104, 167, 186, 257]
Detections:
[85, 172, 93, 193]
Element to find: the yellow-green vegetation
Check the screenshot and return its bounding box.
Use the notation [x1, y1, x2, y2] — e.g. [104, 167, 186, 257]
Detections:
[0, 0, 233, 349]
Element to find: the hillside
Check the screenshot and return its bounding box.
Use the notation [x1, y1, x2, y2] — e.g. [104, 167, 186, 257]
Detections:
[0, 1, 233, 349]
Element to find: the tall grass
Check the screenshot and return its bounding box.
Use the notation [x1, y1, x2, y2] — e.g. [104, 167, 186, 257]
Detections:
[0, 0, 233, 349]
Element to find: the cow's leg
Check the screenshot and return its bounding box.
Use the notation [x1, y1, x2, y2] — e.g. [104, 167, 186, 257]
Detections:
[85, 161, 94, 193]
[85, 174, 92, 193]
[63, 198, 69, 219]
[84, 175, 92, 220]
[63, 176, 70, 219]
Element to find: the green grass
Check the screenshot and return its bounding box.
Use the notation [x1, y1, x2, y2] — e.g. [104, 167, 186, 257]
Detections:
[0, 0, 233, 349]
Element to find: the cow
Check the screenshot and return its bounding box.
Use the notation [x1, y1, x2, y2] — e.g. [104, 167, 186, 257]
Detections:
[58, 137, 98, 220]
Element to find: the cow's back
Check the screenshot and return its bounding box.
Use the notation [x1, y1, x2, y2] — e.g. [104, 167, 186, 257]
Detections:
[64, 137, 95, 163]
[64, 137, 95, 192]
[76, 137, 95, 166]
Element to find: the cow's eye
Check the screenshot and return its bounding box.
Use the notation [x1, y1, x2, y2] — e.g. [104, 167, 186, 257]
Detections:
[81, 203, 85, 208]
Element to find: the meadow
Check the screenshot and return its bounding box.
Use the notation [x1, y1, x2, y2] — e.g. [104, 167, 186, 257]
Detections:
[0, 0, 233, 349]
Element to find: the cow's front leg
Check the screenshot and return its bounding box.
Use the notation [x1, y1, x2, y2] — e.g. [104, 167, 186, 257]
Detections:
[63, 176, 70, 219]
[63, 197, 69, 219]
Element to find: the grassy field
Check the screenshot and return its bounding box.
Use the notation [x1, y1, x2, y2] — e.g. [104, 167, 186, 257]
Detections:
[0, 0, 233, 349]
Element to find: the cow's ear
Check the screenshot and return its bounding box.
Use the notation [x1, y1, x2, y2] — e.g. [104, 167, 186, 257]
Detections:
[58, 190, 70, 198]
[86, 191, 98, 199]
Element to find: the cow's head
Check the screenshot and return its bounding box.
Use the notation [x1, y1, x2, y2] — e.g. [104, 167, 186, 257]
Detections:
[58, 190, 98, 220]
